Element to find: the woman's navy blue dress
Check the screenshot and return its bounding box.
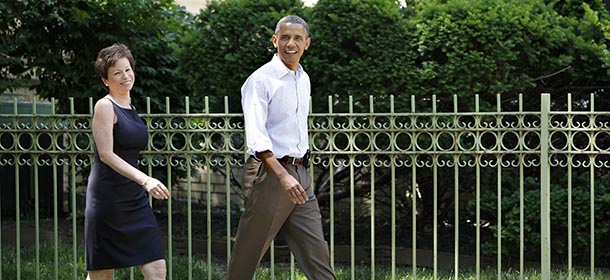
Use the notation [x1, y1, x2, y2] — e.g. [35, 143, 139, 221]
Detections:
[85, 100, 164, 270]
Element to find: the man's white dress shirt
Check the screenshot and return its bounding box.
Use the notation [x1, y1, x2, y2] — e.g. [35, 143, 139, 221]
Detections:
[241, 54, 310, 159]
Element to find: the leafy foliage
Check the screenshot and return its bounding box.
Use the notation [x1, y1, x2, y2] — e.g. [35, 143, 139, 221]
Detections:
[305, 0, 417, 112]
[0, 0, 192, 113]
[177, 0, 610, 113]
[178, 0, 305, 113]
[473, 171, 610, 267]
[557, 2, 610, 111]
[545, 0, 608, 18]
[408, 0, 610, 111]
[409, 0, 573, 111]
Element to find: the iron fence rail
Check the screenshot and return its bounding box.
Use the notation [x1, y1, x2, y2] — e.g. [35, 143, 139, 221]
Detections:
[1, 94, 608, 280]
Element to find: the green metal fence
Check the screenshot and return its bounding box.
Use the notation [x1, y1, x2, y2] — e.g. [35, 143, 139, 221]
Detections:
[1, 93, 608, 280]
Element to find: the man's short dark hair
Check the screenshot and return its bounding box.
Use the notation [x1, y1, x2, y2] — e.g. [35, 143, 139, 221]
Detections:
[275, 15, 309, 37]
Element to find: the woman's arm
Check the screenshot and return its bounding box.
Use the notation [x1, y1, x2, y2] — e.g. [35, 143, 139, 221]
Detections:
[92, 99, 169, 199]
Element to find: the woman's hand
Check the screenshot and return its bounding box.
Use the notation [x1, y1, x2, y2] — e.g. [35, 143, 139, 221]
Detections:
[142, 177, 170, 200]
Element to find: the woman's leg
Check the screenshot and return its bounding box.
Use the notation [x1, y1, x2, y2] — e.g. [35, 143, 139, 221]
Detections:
[140, 259, 167, 280]
[86, 269, 114, 280]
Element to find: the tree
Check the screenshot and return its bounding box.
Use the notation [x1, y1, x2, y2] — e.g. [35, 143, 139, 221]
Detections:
[178, 0, 305, 113]
[305, 0, 417, 113]
[408, 0, 566, 111]
[0, 0, 192, 113]
[553, 2, 610, 111]
[546, 0, 608, 18]
[407, 0, 610, 111]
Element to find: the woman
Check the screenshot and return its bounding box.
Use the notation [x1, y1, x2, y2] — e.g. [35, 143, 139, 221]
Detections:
[85, 43, 170, 280]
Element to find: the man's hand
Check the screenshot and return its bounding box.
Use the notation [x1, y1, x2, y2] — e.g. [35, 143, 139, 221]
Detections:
[257, 150, 308, 204]
[278, 173, 308, 204]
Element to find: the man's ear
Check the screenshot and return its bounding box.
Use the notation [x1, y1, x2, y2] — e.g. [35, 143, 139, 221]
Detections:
[271, 35, 278, 48]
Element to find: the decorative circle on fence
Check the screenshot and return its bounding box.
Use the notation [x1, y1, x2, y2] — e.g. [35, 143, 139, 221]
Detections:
[522, 131, 541, 150]
[593, 131, 610, 151]
[549, 131, 568, 151]
[435, 131, 454, 151]
[151, 133, 168, 151]
[500, 131, 520, 151]
[457, 132, 476, 151]
[414, 132, 434, 151]
[311, 132, 330, 151]
[75, 132, 91, 151]
[353, 132, 371, 151]
[479, 131, 498, 150]
[36, 133, 52, 150]
[169, 132, 186, 151]
[570, 131, 591, 151]
[394, 132, 412, 151]
[0, 132, 14, 150]
[209, 132, 227, 151]
[373, 132, 391, 151]
[229, 134, 245, 151]
[331, 132, 350, 151]
[18, 133, 33, 150]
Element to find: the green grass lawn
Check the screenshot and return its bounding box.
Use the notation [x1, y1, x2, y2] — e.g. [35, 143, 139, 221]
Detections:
[2, 244, 609, 279]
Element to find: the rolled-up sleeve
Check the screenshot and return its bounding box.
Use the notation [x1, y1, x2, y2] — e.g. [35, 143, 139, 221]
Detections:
[241, 77, 273, 155]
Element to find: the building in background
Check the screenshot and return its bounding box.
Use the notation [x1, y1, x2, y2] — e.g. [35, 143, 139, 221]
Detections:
[174, 0, 319, 13]
[175, 0, 209, 13]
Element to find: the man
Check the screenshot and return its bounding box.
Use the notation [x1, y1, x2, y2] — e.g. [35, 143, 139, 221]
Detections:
[226, 15, 336, 280]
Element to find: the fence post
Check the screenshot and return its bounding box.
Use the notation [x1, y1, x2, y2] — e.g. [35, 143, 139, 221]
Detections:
[540, 93, 551, 280]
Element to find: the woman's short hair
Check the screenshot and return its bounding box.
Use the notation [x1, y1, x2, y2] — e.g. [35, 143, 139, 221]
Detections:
[94, 43, 135, 80]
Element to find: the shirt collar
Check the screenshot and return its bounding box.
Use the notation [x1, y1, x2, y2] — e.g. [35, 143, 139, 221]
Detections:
[271, 54, 303, 78]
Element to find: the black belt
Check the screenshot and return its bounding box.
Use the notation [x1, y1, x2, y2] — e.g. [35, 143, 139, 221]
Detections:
[278, 156, 304, 165]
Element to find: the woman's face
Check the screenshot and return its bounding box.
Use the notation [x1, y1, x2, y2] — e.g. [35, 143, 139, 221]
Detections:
[102, 57, 135, 95]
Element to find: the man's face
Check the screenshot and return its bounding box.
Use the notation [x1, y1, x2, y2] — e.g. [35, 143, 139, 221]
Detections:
[272, 22, 311, 71]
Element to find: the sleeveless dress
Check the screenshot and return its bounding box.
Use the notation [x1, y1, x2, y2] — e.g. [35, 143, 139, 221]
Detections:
[85, 99, 164, 270]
